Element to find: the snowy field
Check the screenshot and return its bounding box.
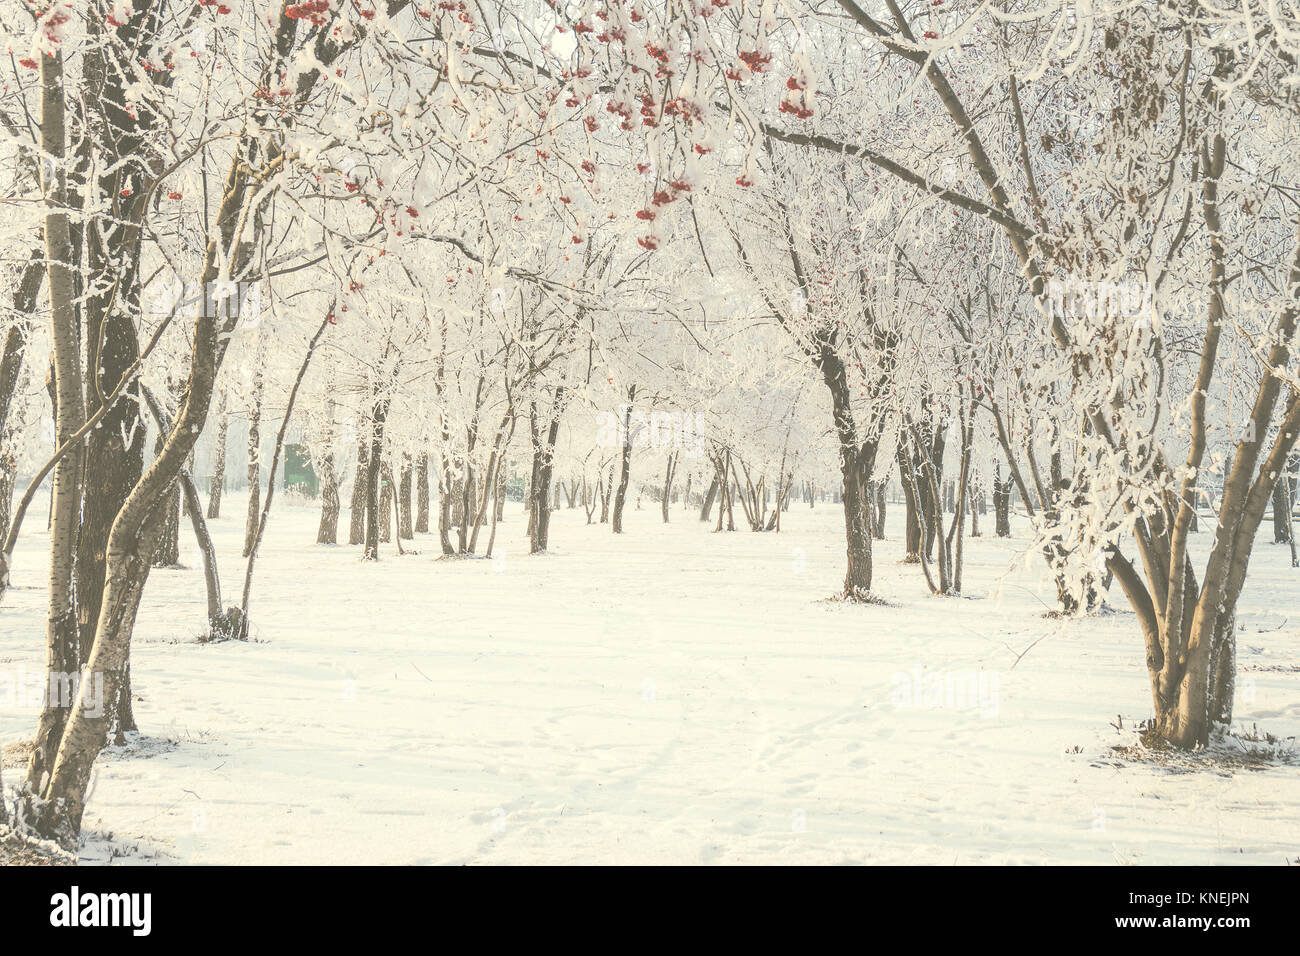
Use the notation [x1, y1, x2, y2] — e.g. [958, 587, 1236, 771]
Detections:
[2, 497, 1298, 865]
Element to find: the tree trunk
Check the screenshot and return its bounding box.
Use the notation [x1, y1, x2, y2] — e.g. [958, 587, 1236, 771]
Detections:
[28, 50, 86, 793]
[699, 475, 718, 521]
[399, 458, 414, 539]
[530, 389, 564, 553]
[457, 465, 475, 554]
[316, 434, 339, 545]
[661, 453, 676, 523]
[241, 316, 331, 626]
[153, 481, 181, 566]
[612, 388, 635, 533]
[207, 390, 227, 519]
[379, 463, 394, 543]
[180, 469, 224, 640]
[993, 463, 1012, 537]
[437, 457, 455, 555]
[415, 453, 430, 533]
[243, 365, 264, 558]
[899, 446, 922, 562]
[0, 254, 40, 576]
[152, 408, 181, 568]
[839, 447, 873, 597]
[599, 463, 613, 523]
[484, 453, 507, 559]
[77, 284, 145, 742]
[0, 450, 15, 561]
[1272, 476, 1289, 543]
[348, 432, 369, 546]
[362, 400, 389, 561]
[142, 387, 227, 643]
[722, 459, 736, 531]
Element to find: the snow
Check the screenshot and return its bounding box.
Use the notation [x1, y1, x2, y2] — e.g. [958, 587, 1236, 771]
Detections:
[2, 496, 1298, 865]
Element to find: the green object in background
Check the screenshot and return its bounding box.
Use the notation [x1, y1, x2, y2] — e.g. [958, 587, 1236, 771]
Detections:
[284, 443, 319, 496]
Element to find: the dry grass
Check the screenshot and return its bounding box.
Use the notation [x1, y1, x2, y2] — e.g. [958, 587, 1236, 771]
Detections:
[0, 824, 76, 866]
[1, 738, 32, 770]
[2, 740, 74, 864]
[821, 590, 898, 607]
[1101, 723, 1299, 775]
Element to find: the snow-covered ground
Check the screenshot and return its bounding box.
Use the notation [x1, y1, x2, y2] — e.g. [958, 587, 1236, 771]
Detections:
[2, 495, 1298, 864]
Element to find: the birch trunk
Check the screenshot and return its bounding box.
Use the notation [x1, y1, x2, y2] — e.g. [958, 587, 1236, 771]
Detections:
[207, 391, 227, 519]
[28, 49, 87, 794]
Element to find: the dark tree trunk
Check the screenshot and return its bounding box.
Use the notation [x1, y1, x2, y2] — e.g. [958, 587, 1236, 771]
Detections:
[316, 401, 339, 544]
[838, 448, 873, 596]
[317, 450, 339, 544]
[699, 476, 718, 521]
[0, 255, 38, 448]
[448, 472, 466, 529]
[612, 386, 636, 534]
[379, 463, 394, 543]
[77, 272, 145, 743]
[399, 458, 414, 539]
[920, 450, 942, 560]
[899, 447, 922, 562]
[78, 304, 144, 656]
[599, 463, 613, 523]
[151, 389, 181, 568]
[0, 293, 28, 551]
[993, 464, 1012, 538]
[152, 479, 181, 567]
[661, 452, 676, 523]
[150, 390, 182, 567]
[1273, 476, 1290, 543]
[415, 453, 430, 533]
[362, 400, 389, 560]
[457, 465, 475, 554]
[437, 457, 455, 555]
[530, 456, 554, 552]
[142, 387, 229, 644]
[722, 461, 736, 531]
[530, 389, 564, 553]
[348, 433, 369, 546]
